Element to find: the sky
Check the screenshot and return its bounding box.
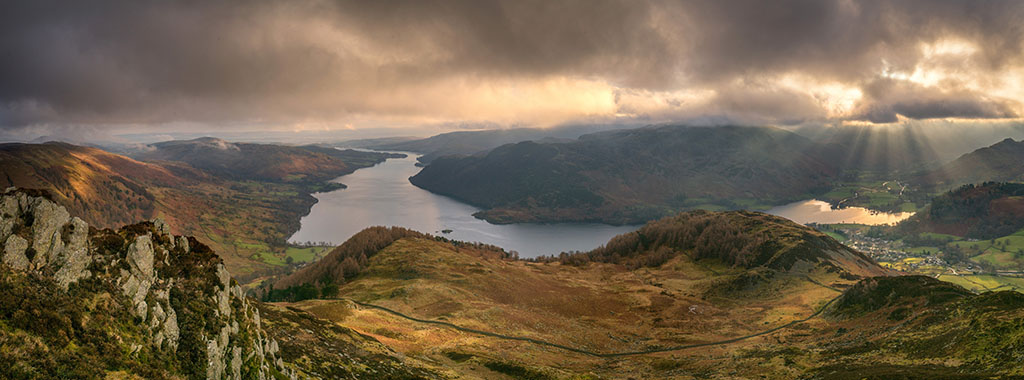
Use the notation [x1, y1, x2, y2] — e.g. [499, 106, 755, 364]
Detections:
[1, 0, 1023, 142]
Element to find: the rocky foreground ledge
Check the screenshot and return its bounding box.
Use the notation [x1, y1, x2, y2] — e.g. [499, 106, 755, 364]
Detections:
[0, 188, 294, 379]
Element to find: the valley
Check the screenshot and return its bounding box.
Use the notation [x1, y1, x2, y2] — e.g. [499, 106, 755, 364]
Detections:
[289, 151, 639, 258]
[7, 4, 1024, 379]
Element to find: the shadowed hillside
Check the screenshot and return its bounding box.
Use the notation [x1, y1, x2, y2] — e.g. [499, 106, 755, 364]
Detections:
[410, 125, 837, 224]
[919, 138, 1024, 189]
[898, 182, 1024, 239]
[369, 125, 620, 163]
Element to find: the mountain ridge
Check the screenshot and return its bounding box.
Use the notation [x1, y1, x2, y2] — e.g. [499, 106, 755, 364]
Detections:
[410, 125, 837, 224]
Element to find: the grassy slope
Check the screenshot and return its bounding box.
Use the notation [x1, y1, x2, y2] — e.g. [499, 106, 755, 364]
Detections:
[291, 237, 853, 378]
[265, 210, 1024, 378]
[285, 239, 1024, 379]
[274, 210, 897, 378]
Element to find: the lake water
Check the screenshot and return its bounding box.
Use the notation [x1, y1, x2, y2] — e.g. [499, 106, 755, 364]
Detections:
[289, 151, 639, 258]
[766, 199, 914, 225]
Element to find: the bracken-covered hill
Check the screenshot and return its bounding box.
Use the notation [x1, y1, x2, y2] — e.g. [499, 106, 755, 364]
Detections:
[559, 210, 890, 278]
[262, 209, 1024, 378]
[0, 142, 198, 228]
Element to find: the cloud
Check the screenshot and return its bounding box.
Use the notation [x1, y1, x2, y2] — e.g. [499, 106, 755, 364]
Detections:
[0, 0, 1022, 136]
[851, 78, 1019, 123]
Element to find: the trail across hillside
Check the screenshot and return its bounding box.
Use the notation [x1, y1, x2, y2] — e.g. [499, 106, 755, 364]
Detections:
[347, 284, 843, 358]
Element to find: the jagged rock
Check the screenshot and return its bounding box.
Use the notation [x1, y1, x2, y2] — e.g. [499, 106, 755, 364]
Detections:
[206, 324, 234, 380]
[153, 218, 173, 237]
[3, 234, 30, 270]
[121, 274, 151, 319]
[0, 191, 300, 379]
[0, 194, 21, 240]
[177, 236, 190, 252]
[151, 303, 166, 329]
[127, 235, 155, 280]
[216, 264, 232, 317]
[164, 305, 179, 350]
[29, 197, 70, 268]
[53, 217, 91, 289]
[231, 346, 242, 380]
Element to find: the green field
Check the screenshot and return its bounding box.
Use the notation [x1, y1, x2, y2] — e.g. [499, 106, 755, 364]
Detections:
[823, 231, 847, 242]
[905, 246, 941, 255]
[818, 178, 926, 213]
[285, 246, 333, 263]
[937, 274, 1024, 293]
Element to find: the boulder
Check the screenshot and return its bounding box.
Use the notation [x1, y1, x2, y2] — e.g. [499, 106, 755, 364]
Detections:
[28, 198, 70, 268]
[2, 235, 30, 270]
[53, 217, 91, 289]
[127, 235, 155, 280]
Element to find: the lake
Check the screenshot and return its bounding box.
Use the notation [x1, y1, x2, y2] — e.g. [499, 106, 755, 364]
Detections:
[766, 199, 914, 225]
[289, 151, 639, 258]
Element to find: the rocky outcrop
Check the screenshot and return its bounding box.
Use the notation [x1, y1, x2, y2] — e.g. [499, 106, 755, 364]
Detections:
[0, 188, 92, 289]
[2, 234, 29, 270]
[0, 189, 296, 379]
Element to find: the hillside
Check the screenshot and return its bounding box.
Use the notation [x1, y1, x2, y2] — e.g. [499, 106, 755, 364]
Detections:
[410, 125, 837, 224]
[369, 124, 621, 163]
[259, 210, 1024, 378]
[556, 210, 889, 278]
[796, 123, 1024, 174]
[920, 138, 1024, 189]
[135, 137, 402, 184]
[0, 190, 433, 379]
[0, 142, 196, 228]
[267, 211, 875, 377]
[898, 182, 1024, 239]
[0, 142, 401, 283]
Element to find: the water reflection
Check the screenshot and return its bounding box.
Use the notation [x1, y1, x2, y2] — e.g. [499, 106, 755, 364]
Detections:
[767, 199, 913, 225]
[289, 151, 639, 258]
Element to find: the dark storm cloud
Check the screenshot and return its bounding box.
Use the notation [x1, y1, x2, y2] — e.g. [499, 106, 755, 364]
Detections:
[851, 78, 1018, 123]
[0, 0, 1022, 131]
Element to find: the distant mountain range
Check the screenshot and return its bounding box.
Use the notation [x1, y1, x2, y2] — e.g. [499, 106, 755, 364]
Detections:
[134, 137, 403, 183]
[797, 123, 1024, 173]
[410, 125, 837, 224]
[368, 124, 628, 163]
[919, 138, 1024, 189]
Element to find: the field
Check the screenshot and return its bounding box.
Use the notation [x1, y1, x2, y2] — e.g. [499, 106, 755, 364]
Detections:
[936, 274, 1024, 293]
[818, 178, 926, 213]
